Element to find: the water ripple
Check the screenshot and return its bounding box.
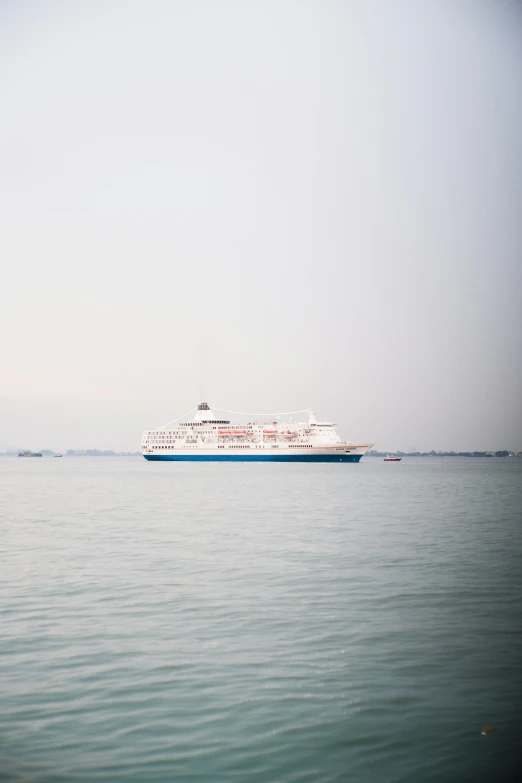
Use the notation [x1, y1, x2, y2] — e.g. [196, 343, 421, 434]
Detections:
[1, 457, 521, 782]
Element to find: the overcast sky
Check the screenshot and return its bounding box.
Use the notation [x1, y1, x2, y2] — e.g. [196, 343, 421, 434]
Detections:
[1, 0, 521, 452]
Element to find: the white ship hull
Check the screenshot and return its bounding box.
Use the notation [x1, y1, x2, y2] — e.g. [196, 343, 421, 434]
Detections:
[143, 445, 371, 462]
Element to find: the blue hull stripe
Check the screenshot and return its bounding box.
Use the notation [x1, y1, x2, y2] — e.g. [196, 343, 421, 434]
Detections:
[143, 454, 362, 463]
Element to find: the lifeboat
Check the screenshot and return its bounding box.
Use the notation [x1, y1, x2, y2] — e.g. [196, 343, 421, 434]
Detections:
[233, 430, 246, 435]
[218, 429, 230, 435]
[263, 429, 277, 434]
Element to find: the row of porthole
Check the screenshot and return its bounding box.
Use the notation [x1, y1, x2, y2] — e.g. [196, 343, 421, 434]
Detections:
[152, 445, 305, 450]
[151, 444, 325, 450]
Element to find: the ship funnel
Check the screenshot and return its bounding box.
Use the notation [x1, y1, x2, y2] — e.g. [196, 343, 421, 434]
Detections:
[308, 409, 317, 425]
[194, 402, 216, 422]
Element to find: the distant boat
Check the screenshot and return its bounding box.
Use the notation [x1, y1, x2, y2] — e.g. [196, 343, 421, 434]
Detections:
[54, 454, 63, 458]
[384, 455, 401, 462]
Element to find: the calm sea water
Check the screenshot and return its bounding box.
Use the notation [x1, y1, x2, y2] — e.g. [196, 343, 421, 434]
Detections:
[1, 457, 521, 782]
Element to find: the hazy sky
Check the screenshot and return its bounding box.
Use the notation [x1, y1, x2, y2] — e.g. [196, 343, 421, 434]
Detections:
[1, 0, 521, 452]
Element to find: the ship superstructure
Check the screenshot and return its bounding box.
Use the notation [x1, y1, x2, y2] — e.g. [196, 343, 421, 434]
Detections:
[142, 403, 372, 462]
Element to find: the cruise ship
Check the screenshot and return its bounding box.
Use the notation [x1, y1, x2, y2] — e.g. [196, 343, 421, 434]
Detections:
[142, 403, 373, 462]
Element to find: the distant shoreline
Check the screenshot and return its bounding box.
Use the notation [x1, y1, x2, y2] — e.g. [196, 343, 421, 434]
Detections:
[367, 450, 519, 458]
[1, 450, 142, 457]
[2, 450, 520, 458]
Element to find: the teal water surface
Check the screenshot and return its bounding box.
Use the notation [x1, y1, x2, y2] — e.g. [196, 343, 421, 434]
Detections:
[1, 457, 521, 782]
